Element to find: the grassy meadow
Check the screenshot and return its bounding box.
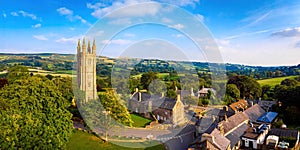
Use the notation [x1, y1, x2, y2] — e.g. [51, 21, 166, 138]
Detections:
[66, 130, 165, 150]
[257, 76, 298, 87]
[130, 114, 152, 128]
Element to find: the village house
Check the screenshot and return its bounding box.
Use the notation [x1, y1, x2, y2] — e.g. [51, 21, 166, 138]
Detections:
[190, 104, 271, 150]
[257, 100, 277, 112]
[229, 99, 248, 113]
[188, 128, 231, 150]
[243, 103, 266, 123]
[128, 88, 186, 126]
[266, 128, 300, 149]
[197, 86, 216, 98]
[218, 112, 249, 150]
[241, 123, 270, 149]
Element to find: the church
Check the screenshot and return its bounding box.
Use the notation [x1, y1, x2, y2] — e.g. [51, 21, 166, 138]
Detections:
[76, 38, 97, 102]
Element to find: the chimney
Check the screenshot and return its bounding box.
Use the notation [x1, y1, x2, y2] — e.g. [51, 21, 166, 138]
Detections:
[224, 106, 229, 111]
[135, 88, 139, 93]
[138, 92, 142, 102]
[177, 94, 181, 101]
[191, 87, 194, 96]
[218, 123, 225, 135]
[224, 114, 228, 122]
[251, 101, 254, 107]
[201, 133, 215, 143]
[161, 92, 164, 98]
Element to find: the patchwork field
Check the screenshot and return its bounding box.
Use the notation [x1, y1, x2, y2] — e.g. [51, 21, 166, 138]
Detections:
[257, 76, 298, 87]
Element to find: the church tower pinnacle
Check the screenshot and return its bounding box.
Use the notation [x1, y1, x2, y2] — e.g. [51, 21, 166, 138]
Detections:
[77, 38, 97, 102]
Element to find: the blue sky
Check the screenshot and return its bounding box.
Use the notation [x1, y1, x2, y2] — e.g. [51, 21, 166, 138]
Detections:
[1, 0, 300, 66]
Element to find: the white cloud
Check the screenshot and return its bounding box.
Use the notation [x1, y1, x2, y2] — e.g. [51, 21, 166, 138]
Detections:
[56, 7, 90, 26]
[157, 0, 199, 6]
[295, 41, 300, 48]
[217, 39, 230, 46]
[172, 34, 184, 38]
[271, 27, 300, 37]
[57, 7, 73, 15]
[219, 37, 300, 66]
[33, 35, 48, 41]
[242, 11, 272, 28]
[87, 0, 162, 19]
[224, 29, 270, 40]
[108, 18, 132, 25]
[10, 12, 18, 16]
[101, 39, 132, 45]
[161, 17, 172, 23]
[18, 10, 37, 20]
[3, 13, 7, 18]
[168, 24, 184, 29]
[87, 2, 105, 9]
[32, 23, 41, 28]
[124, 33, 135, 37]
[196, 14, 204, 21]
[10, 10, 38, 20]
[55, 35, 83, 44]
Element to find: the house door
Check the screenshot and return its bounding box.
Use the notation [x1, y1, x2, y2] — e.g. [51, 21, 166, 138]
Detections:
[249, 141, 253, 148]
[242, 140, 245, 147]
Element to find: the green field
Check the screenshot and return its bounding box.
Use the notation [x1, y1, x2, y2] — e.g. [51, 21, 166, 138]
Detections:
[66, 130, 165, 150]
[257, 76, 298, 87]
[130, 114, 152, 128]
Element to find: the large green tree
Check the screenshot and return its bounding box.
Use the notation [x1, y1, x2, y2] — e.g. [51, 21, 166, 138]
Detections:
[0, 76, 73, 149]
[140, 72, 158, 90]
[52, 77, 73, 105]
[224, 84, 240, 104]
[228, 75, 262, 99]
[7, 65, 29, 84]
[98, 90, 133, 127]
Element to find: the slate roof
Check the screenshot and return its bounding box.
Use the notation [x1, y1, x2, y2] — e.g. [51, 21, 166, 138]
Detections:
[269, 128, 299, 139]
[226, 123, 249, 148]
[159, 98, 177, 110]
[258, 100, 277, 111]
[257, 112, 278, 123]
[218, 108, 235, 119]
[196, 117, 217, 134]
[220, 112, 249, 134]
[129, 92, 178, 110]
[189, 139, 220, 150]
[131, 92, 160, 102]
[243, 104, 265, 122]
[211, 129, 231, 150]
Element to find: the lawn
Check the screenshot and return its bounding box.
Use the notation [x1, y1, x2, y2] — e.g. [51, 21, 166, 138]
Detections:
[130, 114, 152, 128]
[66, 130, 165, 150]
[257, 76, 298, 87]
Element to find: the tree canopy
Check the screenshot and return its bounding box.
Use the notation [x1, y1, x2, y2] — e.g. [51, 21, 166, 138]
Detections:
[140, 72, 158, 90]
[7, 65, 29, 84]
[228, 75, 261, 99]
[0, 76, 73, 149]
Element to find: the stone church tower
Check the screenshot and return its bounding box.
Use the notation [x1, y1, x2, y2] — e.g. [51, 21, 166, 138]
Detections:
[77, 38, 97, 102]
